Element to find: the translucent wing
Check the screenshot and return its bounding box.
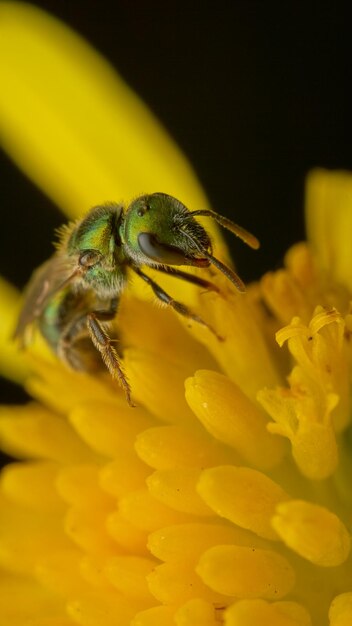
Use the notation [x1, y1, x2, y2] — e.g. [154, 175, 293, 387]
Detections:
[14, 253, 78, 346]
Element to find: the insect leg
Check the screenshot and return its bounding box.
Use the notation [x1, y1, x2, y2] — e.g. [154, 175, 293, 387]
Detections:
[152, 265, 220, 293]
[58, 296, 119, 362]
[58, 298, 133, 406]
[86, 299, 133, 406]
[133, 267, 223, 340]
[90, 296, 119, 322]
[57, 315, 89, 370]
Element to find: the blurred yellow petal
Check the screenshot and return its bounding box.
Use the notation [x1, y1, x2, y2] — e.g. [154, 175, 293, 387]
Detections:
[68, 401, 154, 457]
[35, 549, 86, 596]
[0, 3, 209, 219]
[100, 453, 151, 498]
[0, 493, 71, 575]
[0, 460, 64, 512]
[0, 403, 94, 462]
[123, 348, 197, 424]
[0, 573, 67, 625]
[0, 277, 29, 382]
[174, 598, 217, 626]
[56, 464, 112, 506]
[225, 599, 312, 626]
[305, 169, 352, 292]
[329, 593, 352, 626]
[185, 288, 281, 401]
[119, 295, 218, 373]
[64, 503, 116, 556]
[67, 591, 145, 626]
[131, 605, 176, 626]
[106, 511, 149, 555]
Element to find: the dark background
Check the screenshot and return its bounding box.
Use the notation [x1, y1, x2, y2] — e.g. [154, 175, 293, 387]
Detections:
[1, 1, 351, 408]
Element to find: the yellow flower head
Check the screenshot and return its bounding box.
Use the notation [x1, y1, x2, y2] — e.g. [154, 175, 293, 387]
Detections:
[1, 5, 352, 626]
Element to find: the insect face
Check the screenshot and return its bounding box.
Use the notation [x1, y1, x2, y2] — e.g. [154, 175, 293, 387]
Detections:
[121, 193, 211, 268]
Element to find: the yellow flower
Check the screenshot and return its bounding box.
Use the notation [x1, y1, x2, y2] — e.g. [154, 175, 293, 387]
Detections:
[1, 4, 352, 626]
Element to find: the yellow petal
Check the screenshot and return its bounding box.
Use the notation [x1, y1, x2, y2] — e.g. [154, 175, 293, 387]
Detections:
[0, 3, 209, 220]
[185, 290, 281, 401]
[174, 598, 217, 626]
[186, 371, 285, 470]
[131, 605, 176, 626]
[67, 591, 145, 626]
[119, 295, 218, 372]
[329, 593, 352, 626]
[118, 489, 193, 532]
[261, 268, 312, 326]
[100, 454, 151, 498]
[106, 511, 149, 555]
[0, 277, 29, 382]
[276, 307, 350, 433]
[147, 468, 214, 516]
[64, 503, 116, 556]
[272, 500, 351, 566]
[259, 386, 339, 480]
[196, 545, 295, 599]
[197, 465, 289, 540]
[105, 555, 157, 601]
[147, 558, 228, 604]
[35, 549, 86, 596]
[225, 599, 312, 626]
[79, 554, 112, 589]
[123, 349, 196, 424]
[0, 460, 64, 512]
[25, 359, 130, 416]
[305, 169, 352, 292]
[135, 424, 233, 470]
[0, 403, 94, 462]
[68, 401, 154, 457]
[0, 494, 71, 575]
[0, 573, 66, 624]
[56, 464, 112, 506]
[148, 522, 266, 562]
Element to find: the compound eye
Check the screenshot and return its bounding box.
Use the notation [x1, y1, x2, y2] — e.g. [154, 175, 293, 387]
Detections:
[79, 249, 102, 267]
[138, 232, 188, 265]
[137, 203, 150, 217]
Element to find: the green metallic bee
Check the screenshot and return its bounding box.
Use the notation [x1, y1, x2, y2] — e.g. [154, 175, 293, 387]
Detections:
[15, 192, 259, 405]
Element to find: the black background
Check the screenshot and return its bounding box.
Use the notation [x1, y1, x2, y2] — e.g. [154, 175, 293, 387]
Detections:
[0, 1, 351, 408]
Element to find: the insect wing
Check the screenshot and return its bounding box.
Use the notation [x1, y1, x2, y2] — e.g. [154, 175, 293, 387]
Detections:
[14, 254, 77, 345]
